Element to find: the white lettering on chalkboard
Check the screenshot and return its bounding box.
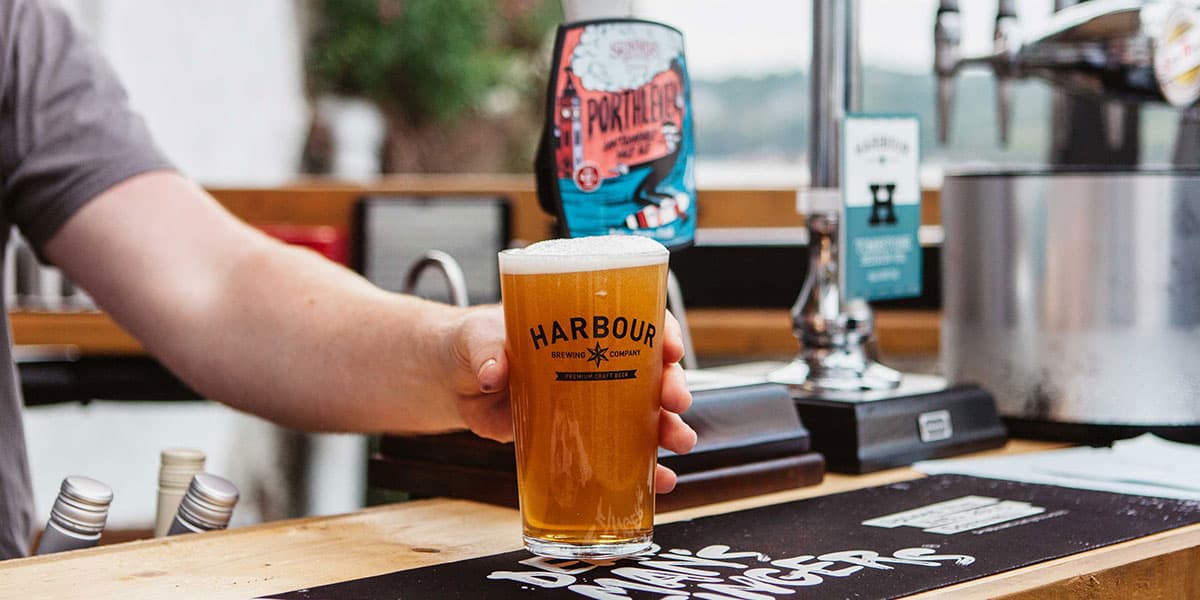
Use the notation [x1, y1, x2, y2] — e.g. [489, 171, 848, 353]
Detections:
[487, 544, 975, 598]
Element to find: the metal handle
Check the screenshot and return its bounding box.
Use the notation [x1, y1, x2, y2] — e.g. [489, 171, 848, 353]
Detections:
[400, 250, 469, 308]
[770, 212, 901, 391]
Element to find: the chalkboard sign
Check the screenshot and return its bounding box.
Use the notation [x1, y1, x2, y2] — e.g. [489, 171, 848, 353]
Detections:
[264, 475, 1200, 599]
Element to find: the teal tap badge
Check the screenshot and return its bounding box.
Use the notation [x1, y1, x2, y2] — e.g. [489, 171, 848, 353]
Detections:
[841, 115, 922, 302]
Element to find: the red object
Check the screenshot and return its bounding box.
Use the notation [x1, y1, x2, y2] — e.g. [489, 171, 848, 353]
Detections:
[256, 223, 350, 266]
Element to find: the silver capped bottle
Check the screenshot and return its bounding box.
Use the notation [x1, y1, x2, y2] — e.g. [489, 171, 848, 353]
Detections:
[167, 473, 239, 535]
[154, 447, 206, 538]
[35, 475, 113, 555]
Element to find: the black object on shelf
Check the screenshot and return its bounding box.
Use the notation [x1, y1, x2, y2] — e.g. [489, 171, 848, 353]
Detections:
[369, 382, 825, 512]
[19, 355, 201, 406]
[669, 244, 942, 310]
[790, 376, 1007, 473]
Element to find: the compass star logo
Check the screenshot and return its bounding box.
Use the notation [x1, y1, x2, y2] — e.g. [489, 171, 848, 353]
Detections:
[585, 342, 609, 368]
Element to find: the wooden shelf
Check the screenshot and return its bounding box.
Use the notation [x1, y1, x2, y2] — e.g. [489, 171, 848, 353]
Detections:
[10, 311, 143, 355]
[10, 308, 940, 360]
[208, 179, 943, 247]
[687, 307, 939, 358]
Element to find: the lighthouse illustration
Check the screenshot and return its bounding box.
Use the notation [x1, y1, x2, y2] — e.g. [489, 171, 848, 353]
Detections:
[557, 67, 598, 192]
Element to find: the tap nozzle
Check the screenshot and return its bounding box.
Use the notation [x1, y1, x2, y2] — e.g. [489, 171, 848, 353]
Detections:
[934, 0, 961, 144]
[993, 0, 1018, 146]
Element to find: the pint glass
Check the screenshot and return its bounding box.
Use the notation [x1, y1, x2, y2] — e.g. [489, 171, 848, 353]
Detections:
[499, 235, 668, 558]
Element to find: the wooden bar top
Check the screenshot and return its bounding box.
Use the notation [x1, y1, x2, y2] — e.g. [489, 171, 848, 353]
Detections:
[2, 440, 1197, 599]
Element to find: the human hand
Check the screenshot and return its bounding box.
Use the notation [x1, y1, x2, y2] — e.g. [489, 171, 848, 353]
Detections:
[444, 305, 697, 493]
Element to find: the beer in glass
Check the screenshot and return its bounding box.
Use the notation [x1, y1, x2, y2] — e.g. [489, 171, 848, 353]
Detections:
[499, 235, 668, 558]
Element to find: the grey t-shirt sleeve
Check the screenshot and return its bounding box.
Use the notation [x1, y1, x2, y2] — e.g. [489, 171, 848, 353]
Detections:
[0, 0, 174, 253]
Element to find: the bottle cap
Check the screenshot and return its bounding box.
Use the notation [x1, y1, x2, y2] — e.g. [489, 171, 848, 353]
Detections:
[161, 447, 205, 468]
[50, 476, 113, 535]
[159, 448, 206, 489]
[177, 473, 239, 531]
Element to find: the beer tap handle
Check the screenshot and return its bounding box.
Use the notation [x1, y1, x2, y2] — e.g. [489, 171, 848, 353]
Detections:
[994, 0, 1018, 146]
[934, 0, 961, 144]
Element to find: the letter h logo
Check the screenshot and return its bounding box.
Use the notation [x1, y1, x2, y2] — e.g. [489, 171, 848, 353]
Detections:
[868, 183, 898, 226]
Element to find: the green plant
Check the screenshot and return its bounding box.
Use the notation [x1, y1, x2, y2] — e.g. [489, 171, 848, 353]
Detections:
[307, 0, 560, 127]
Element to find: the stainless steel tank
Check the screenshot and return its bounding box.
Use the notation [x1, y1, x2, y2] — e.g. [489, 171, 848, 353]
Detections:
[940, 170, 1200, 441]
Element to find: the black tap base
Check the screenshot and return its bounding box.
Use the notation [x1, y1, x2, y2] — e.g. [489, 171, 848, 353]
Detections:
[793, 382, 1008, 474]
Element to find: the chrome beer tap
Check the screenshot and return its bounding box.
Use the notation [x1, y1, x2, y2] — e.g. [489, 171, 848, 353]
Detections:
[769, 0, 901, 392]
[771, 211, 901, 391]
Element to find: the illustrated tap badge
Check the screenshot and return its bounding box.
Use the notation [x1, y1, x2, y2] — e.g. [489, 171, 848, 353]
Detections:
[535, 19, 697, 250]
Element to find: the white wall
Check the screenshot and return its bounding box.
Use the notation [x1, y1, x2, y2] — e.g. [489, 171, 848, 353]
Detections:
[58, 0, 308, 185]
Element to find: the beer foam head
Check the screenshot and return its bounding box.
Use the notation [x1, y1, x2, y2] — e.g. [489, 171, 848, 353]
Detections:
[499, 235, 668, 274]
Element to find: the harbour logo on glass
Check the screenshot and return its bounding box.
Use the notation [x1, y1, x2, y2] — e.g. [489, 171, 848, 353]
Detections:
[529, 315, 657, 350]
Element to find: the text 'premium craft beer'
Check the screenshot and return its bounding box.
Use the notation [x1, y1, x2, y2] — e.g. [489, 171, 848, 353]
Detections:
[500, 235, 668, 559]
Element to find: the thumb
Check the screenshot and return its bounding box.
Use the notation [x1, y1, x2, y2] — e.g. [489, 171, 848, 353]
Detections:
[453, 307, 509, 395]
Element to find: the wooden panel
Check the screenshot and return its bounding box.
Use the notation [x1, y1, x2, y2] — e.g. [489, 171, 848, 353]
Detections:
[876, 309, 942, 355]
[694, 189, 806, 228]
[10, 311, 143, 355]
[996, 545, 1200, 600]
[922, 187, 941, 226]
[210, 179, 943, 246]
[686, 308, 940, 358]
[208, 188, 359, 229]
[667, 188, 941, 230]
[907, 526, 1200, 599]
[684, 308, 796, 357]
[210, 175, 556, 245]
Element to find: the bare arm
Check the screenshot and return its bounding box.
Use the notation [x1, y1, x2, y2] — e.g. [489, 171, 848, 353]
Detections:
[44, 171, 479, 434]
[43, 171, 696, 489]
